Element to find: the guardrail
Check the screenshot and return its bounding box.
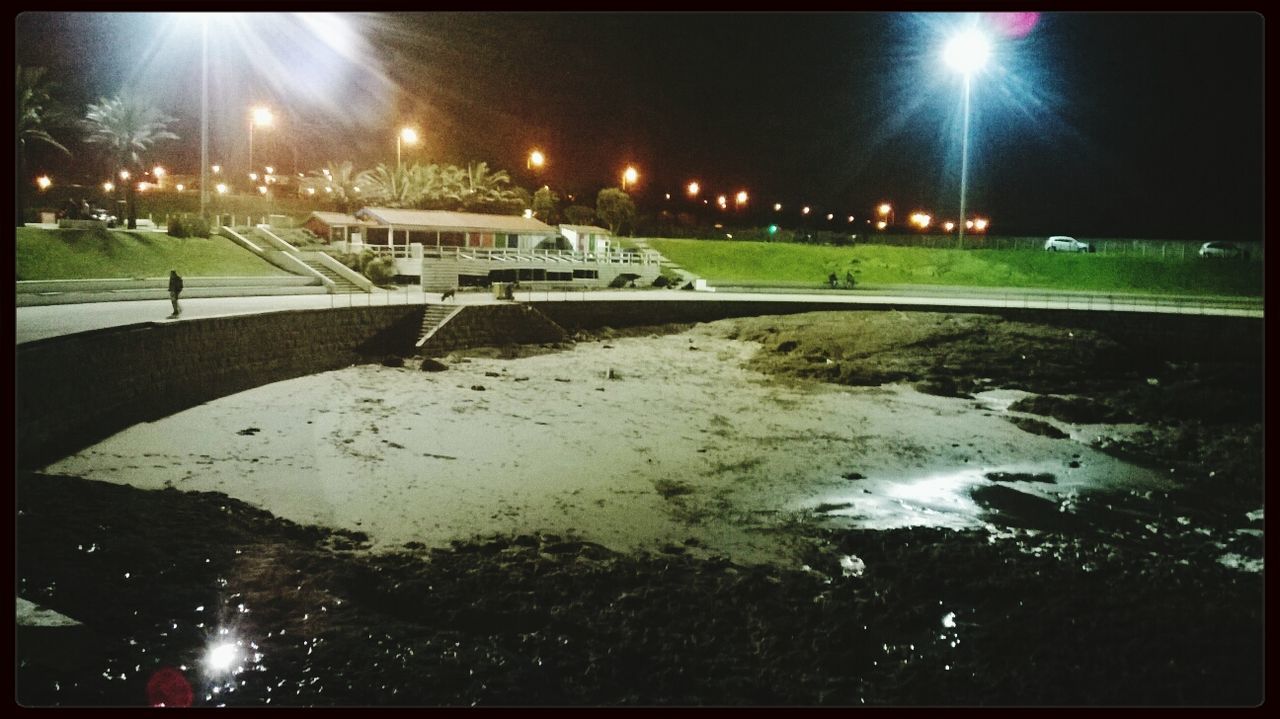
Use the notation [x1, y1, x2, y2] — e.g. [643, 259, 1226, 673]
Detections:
[414, 246, 660, 265]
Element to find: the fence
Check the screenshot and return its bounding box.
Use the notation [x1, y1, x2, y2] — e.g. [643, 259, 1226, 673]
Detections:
[846, 234, 1264, 261]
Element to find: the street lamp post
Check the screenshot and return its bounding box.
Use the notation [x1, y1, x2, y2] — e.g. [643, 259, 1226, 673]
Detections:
[622, 166, 638, 192]
[527, 149, 545, 171]
[199, 18, 209, 217]
[943, 28, 990, 248]
[248, 106, 273, 179]
[397, 127, 419, 172]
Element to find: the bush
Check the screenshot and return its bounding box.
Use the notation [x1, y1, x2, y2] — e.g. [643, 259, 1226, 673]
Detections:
[363, 256, 397, 285]
[167, 214, 211, 238]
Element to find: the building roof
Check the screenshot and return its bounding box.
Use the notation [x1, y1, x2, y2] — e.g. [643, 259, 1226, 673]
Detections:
[558, 224, 612, 235]
[306, 211, 371, 226]
[355, 207, 556, 234]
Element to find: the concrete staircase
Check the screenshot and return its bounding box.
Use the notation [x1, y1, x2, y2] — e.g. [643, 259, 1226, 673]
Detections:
[630, 237, 700, 287]
[298, 257, 366, 293]
[417, 303, 463, 347]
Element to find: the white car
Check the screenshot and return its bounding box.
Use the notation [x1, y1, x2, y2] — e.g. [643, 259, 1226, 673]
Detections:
[1198, 242, 1245, 259]
[1044, 236, 1093, 253]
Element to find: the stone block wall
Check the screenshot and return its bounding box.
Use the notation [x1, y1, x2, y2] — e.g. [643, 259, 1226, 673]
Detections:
[17, 306, 422, 469]
[419, 304, 569, 356]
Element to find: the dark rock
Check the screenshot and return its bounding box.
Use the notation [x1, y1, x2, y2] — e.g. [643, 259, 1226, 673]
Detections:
[985, 472, 1057, 484]
[420, 358, 448, 372]
[382, 355, 405, 368]
[1006, 416, 1069, 439]
[236, 427, 260, 436]
[485, 371, 501, 377]
[842, 472, 866, 480]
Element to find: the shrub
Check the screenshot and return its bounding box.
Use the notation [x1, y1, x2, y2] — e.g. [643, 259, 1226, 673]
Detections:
[167, 214, 211, 238]
[363, 256, 397, 285]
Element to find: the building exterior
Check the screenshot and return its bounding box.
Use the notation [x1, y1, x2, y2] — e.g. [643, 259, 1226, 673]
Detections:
[302, 206, 660, 291]
[557, 224, 613, 253]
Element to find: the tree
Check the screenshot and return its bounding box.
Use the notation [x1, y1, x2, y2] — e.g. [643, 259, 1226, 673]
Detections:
[82, 93, 178, 229]
[305, 160, 360, 212]
[16, 66, 72, 226]
[564, 204, 596, 226]
[355, 162, 423, 208]
[459, 161, 523, 213]
[532, 186, 560, 224]
[596, 188, 636, 236]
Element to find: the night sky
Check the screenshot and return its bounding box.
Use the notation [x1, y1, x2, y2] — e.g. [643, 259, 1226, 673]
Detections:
[16, 11, 1264, 240]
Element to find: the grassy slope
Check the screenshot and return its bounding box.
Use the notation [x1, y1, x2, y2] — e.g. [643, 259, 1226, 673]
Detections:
[648, 239, 1262, 296]
[16, 227, 291, 280]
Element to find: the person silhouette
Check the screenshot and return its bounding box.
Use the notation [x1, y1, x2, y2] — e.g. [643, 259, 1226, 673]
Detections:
[167, 270, 184, 318]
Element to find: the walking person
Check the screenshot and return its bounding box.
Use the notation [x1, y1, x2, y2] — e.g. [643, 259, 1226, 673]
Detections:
[167, 270, 184, 318]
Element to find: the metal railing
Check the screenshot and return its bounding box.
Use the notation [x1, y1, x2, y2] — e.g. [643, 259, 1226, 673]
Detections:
[415, 246, 660, 265]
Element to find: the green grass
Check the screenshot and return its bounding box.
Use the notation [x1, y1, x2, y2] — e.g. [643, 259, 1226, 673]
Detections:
[647, 239, 1262, 297]
[16, 227, 292, 280]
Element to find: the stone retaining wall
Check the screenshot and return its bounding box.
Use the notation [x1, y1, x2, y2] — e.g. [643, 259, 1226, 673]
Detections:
[419, 304, 569, 356]
[17, 306, 422, 469]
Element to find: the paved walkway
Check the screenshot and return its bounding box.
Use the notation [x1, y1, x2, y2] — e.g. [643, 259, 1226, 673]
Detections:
[15, 285, 1261, 345]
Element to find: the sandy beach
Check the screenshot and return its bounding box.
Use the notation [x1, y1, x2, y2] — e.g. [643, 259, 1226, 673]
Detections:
[46, 322, 1171, 564]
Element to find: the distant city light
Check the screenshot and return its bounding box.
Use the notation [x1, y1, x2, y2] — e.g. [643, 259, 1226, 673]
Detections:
[826, 213, 834, 221]
[848, 215, 855, 223]
[773, 203, 782, 211]
[175, 184, 185, 192]
[258, 186, 268, 194]
[215, 183, 228, 194]
[802, 206, 811, 215]
[943, 221, 955, 232]
[974, 218, 989, 231]
[876, 221, 887, 230]
[716, 194, 728, 209]
[118, 169, 130, 180]
[103, 181, 114, 192]
[686, 181, 700, 197]
[211, 165, 222, 174]
[35, 175, 52, 190]
[735, 190, 748, 206]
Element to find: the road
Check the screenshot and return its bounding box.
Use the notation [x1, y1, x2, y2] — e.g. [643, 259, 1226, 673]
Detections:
[14, 285, 1262, 345]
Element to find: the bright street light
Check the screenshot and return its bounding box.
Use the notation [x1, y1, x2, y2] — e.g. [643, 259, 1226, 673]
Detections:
[119, 169, 130, 181]
[527, 149, 545, 170]
[735, 190, 748, 206]
[878, 203, 891, 216]
[944, 221, 955, 232]
[686, 181, 700, 197]
[215, 183, 228, 194]
[36, 175, 52, 190]
[103, 181, 114, 193]
[716, 194, 728, 209]
[802, 206, 811, 215]
[248, 106, 274, 176]
[622, 165, 639, 191]
[943, 26, 991, 247]
[773, 203, 782, 211]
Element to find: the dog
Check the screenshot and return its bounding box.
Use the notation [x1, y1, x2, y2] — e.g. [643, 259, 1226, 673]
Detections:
[440, 287, 456, 302]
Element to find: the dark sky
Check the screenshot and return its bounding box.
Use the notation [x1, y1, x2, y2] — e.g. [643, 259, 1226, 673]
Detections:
[15, 11, 1264, 240]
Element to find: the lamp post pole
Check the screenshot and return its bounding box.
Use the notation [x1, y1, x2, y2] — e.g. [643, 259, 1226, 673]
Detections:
[958, 72, 972, 248]
[199, 19, 209, 217]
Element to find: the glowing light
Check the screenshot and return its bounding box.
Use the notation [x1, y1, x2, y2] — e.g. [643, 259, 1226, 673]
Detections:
[826, 213, 834, 221]
[176, 184, 185, 192]
[103, 181, 115, 192]
[965, 219, 974, 229]
[251, 106, 274, 128]
[943, 221, 955, 232]
[686, 181, 700, 197]
[943, 29, 991, 75]
[119, 169, 130, 181]
[215, 183, 228, 194]
[878, 203, 892, 216]
[848, 215, 855, 223]
[802, 206, 811, 215]
[258, 186, 268, 194]
[990, 12, 1039, 38]
[664, 193, 671, 200]
[942, 611, 957, 628]
[36, 175, 52, 190]
[324, 186, 333, 193]
[306, 187, 315, 195]
[716, 194, 728, 209]
[264, 166, 275, 175]
[204, 641, 239, 674]
[974, 218, 989, 231]
[622, 165, 639, 189]
[876, 221, 887, 230]
[249, 172, 259, 181]
[735, 190, 748, 206]
[153, 166, 166, 178]
[910, 212, 932, 228]
[211, 165, 221, 174]
[773, 203, 782, 211]
[523, 208, 533, 218]
[400, 127, 419, 145]
[527, 149, 544, 168]
[137, 182, 150, 192]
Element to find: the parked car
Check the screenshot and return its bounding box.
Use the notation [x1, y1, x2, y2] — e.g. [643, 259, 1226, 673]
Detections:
[1044, 236, 1093, 253]
[1198, 241, 1246, 259]
[88, 208, 118, 227]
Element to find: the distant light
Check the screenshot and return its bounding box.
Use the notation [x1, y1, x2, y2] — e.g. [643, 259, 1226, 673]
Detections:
[204, 641, 239, 674]
[943, 29, 991, 75]
[400, 127, 419, 145]
[974, 218, 989, 231]
[965, 219, 974, 229]
[527, 149, 544, 167]
[876, 221, 887, 230]
[324, 186, 333, 193]
[826, 213, 834, 221]
[878, 203, 891, 216]
[119, 169, 130, 181]
[768, 224, 778, 235]
[716, 194, 728, 209]
[322, 168, 331, 176]
[264, 166, 275, 175]
[773, 203, 782, 211]
[354, 187, 362, 192]
[306, 187, 315, 195]
[735, 190, 748, 206]
[137, 182, 150, 192]
[802, 206, 811, 215]
[211, 165, 222, 174]
[103, 181, 115, 192]
[686, 181, 700, 197]
[36, 175, 52, 190]
[943, 221, 955, 232]
[215, 183, 228, 194]
[251, 106, 274, 128]
[258, 186, 268, 195]
[175, 184, 185, 192]
[522, 208, 533, 218]
[665, 193, 671, 200]
[153, 166, 166, 178]
[847, 215, 854, 223]
[249, 172, 259, 181]
[623, 166, 639, 185]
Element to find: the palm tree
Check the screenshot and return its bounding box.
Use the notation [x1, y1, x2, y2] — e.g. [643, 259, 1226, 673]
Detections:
[355, 162, 426, 208]
[460, 161, 523, 213]
[82, 93, 179, 229]
[306, 160, 360, 212]
[16, 66, 72, 226]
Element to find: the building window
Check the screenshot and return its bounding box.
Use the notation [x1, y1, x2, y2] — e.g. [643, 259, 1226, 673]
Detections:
[572, 269, 599, 279]
[365, 227, 389, 244]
